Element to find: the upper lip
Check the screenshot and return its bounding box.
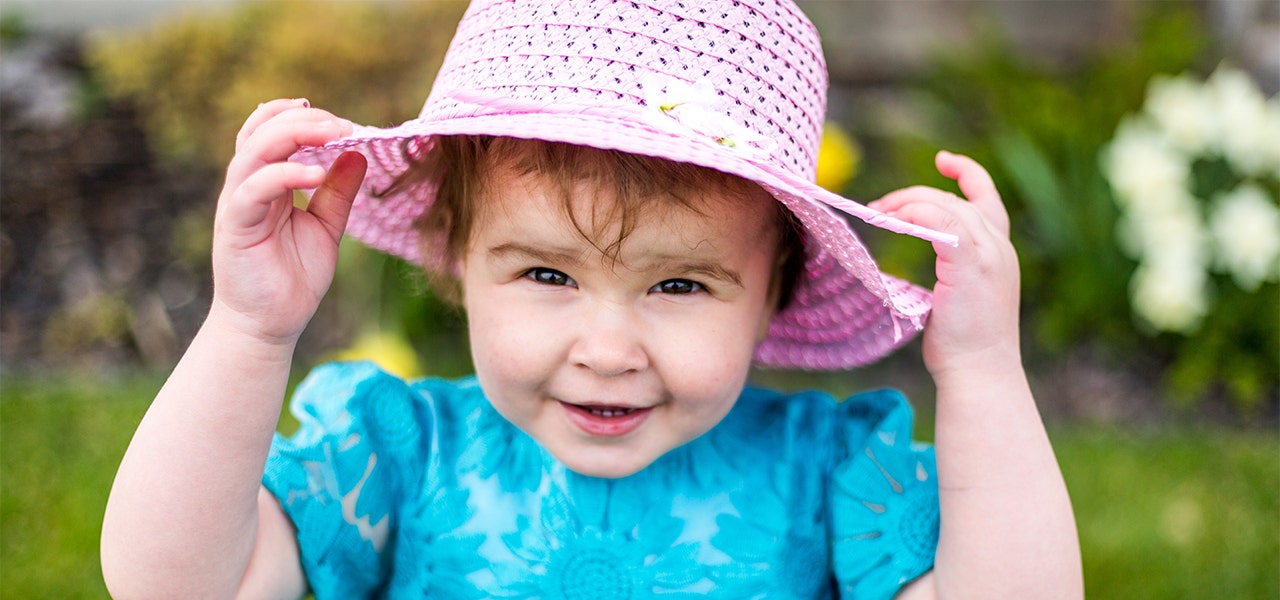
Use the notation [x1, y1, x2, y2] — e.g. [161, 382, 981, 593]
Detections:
[559, 399, 654, 411]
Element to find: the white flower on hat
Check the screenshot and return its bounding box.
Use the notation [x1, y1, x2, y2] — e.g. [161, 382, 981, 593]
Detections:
[1209, 183, 1280, 290]
[642, 75, 777, 159]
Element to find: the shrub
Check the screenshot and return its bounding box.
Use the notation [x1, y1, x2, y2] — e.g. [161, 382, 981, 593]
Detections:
[85, 1, 471, 372]
[87, 0, 465, 170]
[1101, 66, 1279, 409]
[846, 4, 1277, 412]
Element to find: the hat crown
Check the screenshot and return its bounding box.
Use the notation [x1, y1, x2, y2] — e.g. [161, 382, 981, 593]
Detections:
[420, 0, 829, 180]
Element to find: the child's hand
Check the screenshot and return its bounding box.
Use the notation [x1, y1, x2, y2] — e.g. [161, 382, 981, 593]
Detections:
[869, 151, 1020, 380]
[210, 98, 367, 346]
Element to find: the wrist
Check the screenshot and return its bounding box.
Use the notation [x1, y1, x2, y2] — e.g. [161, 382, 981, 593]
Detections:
[204, 298, 304, 356]
[926, 339, 1027, 392]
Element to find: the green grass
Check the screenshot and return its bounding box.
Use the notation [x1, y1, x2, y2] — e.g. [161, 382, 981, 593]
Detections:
[1, 373, 159, 598]
[1057, 426, 1279, 599]
[2, 374, 1277, 598]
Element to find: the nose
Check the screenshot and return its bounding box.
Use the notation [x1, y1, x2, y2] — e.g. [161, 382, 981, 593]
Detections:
[568, 302, 650, 376]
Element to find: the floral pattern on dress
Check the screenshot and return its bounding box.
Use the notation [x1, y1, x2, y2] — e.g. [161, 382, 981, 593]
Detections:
[265, 362, 409, 597]
[829, 391, 939, 599]
[264, 364, 939, 600]
[392, 482, 491, 599]
[706, 396, 832, 599]
[456, 394, 548, 494]
[491, 476, 708, 599]
[710, 479, 830, 598]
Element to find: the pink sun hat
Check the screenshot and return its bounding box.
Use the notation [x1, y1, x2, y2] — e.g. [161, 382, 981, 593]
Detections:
[292, 0, 958, 370]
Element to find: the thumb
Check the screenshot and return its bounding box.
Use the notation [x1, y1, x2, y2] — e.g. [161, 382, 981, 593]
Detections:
[307, 151, 367, 244]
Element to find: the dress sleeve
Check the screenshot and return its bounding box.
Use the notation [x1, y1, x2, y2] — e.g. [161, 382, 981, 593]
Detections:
[262, 361, 427, 600]
[828, 388, 939, 599]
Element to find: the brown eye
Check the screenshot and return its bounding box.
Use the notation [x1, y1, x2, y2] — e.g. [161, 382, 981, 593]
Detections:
[526, 267, 575, 287]
[651, 279, 702, 295]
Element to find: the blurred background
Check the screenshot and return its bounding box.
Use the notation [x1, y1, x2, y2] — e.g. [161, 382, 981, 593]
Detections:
[1, 0, 1277, 597]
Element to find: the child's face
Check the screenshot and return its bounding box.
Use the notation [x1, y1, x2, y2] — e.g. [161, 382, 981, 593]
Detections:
[459, 164, 781, 479]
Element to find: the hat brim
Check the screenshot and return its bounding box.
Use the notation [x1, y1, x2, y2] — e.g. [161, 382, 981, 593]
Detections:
[293, 112, 946, 369]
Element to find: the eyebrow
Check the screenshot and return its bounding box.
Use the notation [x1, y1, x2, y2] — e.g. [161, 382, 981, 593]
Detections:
[664, 258, 743, 287]
[488, 242, 586, 268]
[487, 242, 744, 287]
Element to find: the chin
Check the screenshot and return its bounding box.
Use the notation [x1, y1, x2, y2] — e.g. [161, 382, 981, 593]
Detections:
[558, 450, 657, 480]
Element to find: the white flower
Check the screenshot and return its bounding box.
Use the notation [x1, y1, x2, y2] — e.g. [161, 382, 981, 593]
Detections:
[641, 75, 777, 159]
[1208, 66, 1276, 177]
[1209, 183, 1280, 290]
[1265, 98, 1280, 181]
[1116, 191, 1210, 267]
[1129, 258, 1210, 334]
[1145, 73, 1217, 155]
[1104, 65, 1279, 337]
[1102, 118, 1189, 208]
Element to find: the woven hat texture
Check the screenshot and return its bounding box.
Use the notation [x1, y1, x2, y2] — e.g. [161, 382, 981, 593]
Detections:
[293, 0, 957, 369]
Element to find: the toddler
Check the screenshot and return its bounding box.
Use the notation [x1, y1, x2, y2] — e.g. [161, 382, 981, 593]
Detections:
[102, 0, 1082, 598]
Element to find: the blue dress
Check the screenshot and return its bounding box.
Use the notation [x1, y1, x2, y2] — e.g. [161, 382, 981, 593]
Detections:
[264, 361, 939, 599]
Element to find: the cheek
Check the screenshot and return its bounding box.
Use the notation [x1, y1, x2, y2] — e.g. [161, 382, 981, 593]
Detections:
[657, 314, 758, 406]
[468, 314, 552, 428]
[470, 309, 538, 377]
[466, 293, 575, 397]
[662, 356, 748, 447]
[690, 295, 773, 400]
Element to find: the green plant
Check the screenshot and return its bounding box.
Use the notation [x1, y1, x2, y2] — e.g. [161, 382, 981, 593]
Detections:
[1, 375, 159, 597]
[0, 10, 29, 44]
[1056, 426, 1280, 599]
[1101, 65, 1279, 409]
[5, 376, 1276, 598]
[87, 0, 465, 170]
[86, 1, 472, 374]
[845, 3, 1276, 411]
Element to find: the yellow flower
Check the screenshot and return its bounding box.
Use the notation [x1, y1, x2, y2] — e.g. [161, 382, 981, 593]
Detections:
[815, 121, 861, 192]
[335, 329, 422, 380]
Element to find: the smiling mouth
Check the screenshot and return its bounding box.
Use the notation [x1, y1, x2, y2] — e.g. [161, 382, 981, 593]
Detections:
[560, 401, 653, 437]
[576, 405, 641, 418]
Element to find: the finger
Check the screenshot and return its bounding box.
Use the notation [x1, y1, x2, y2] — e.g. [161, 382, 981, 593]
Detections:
[228, 115, 353, 182]
[222, 162, 329, 233]
[870, 186, 999, 252]
[235, 98, 310, 153]
[875, 198, 1003, 276]
[306, 151, 367, 243]
[935, 151, 1009, 235]
[870, 185, 976, 222]
[237, 109, 353, 161]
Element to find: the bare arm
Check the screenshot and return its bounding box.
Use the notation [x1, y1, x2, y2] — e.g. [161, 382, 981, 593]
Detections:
[100, 99, 366, 598]
[872, 152, 1083, 599]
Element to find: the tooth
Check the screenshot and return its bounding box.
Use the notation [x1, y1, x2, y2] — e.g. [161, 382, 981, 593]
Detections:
[586, 407, 633, 417]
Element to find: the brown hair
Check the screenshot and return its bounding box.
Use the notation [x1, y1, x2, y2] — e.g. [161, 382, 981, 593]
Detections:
[384, 135, 806, 307]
